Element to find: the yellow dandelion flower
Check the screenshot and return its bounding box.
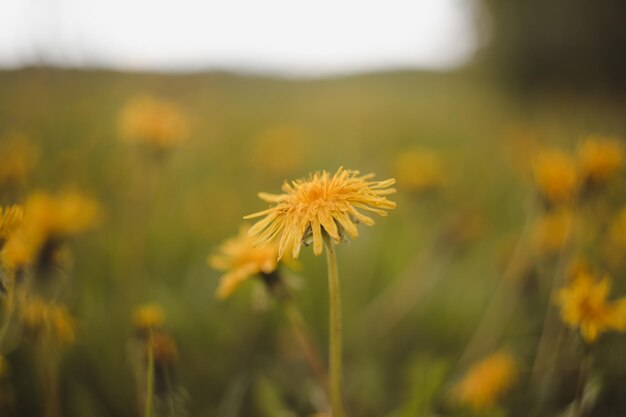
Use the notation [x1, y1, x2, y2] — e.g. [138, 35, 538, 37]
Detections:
[24, 191, 101, 237]
[245, 167, 396, 259]
[532, 149, 579, 204]
[0, 232, 33, 273]
[452, 351, 517, 411]
[394, 149, 446, 193]
[209, 225, 279, 299]
[19, 296, 76, 345]
[566, 256, 592, 281]
[578, 136, 624, 184]
[251, 125, 306, 176]
[609, 206, 626, 248]
[532, 209, 574, 255]
[0, 191, 101, 271]
[118, 95, 189, 149]
[556, 273, 626, 343]
[0, 205, 24, 241]
[0, 132, 39, 186]
[48, 305, 77, 344]
[133, 304, 165, 331]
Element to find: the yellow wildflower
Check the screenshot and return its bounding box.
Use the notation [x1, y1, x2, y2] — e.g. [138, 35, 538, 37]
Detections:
[19, 296, 76, 345]
[0, 205, 23, 242]
[578, 136, 624, 184]
[1, 191, 101, 271]
[0, 133, 39, 186]
[452, 351, 517, 411]
[566, 256, 592, 281]
[532, 149, 579, 204]
[209, 225, 279, 299]
[133, 304, 165, 331]
[245, 167, 396, 259]
[609, 206, 626, 249]
[556, 273, 626, 343]
[394, 149, 445, 193]
[532, 209, 574, 255]
[118, 95, 189, 149]
[251, 125, 306, 176]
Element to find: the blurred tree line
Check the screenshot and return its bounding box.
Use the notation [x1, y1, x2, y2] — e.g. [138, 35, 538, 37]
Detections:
[483, 0, 626, 93]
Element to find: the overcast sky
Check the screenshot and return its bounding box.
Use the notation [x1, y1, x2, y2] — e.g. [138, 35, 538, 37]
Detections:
[0, 0, 478, 76]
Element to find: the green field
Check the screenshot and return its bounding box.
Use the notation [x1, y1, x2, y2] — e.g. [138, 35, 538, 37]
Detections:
[1, 68, 626, 417]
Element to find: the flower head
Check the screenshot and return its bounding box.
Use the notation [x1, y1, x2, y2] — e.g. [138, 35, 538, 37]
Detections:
[609, 206, 626, 249]
[245, 167, 396, 259]
[556, 273, 626, 343]
[209, 225, 279, 299]
[452, 351, 517, 411]
[19, 295, 76, 345]
[532, 149, 579, 204]
[578, 136, 624, 184]
[251, 125, 306, 176]
[118, 95, 189, 150]
[0, 132, 39, 187]
[1, 191, 101, 272]
[394, 149, 445, 193]
[0, 205, 24, 242]
[532, 209, 574, 256]
[133, 303, 165, 331]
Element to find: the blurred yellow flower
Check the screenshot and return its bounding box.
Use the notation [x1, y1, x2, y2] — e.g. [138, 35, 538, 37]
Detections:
[532, 209, 574, 255]
[452, 351, 517, 411]
[209, 225, 279, 299]
[0, 205, 23, 242]
[245, 167, 396, 258]
[394, 149, 445, 193]
[532, 149, 579, 204]
[251, 125, 306, 176]
[133, 304, 165, 331]
[0, 132, 39, 186]
[0, 191, 101, 271]
[19, 295, 76, 345]
[556, 273, 626, 343]
[578, 136, 624, 184]
[566, 256, 592, 281]
[118, 95, 189, 150]
[609, 206, 626, 248]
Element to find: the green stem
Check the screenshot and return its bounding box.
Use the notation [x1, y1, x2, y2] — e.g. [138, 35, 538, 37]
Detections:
[145, 331, 155, 417]
[282, 300, 329, 401]
[0, 289, 16, 350]
[573, 350, 591, 417]
[325, 240, 346, 417]
[164, 367, 179, 417]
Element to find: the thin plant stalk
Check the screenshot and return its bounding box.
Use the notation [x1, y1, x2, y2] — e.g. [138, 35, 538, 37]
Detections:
[0, 289, 16, 349]
[145, 331, 155, 417]
[39, 345, 60, 417]
[573, 350, 591, 417]
[324, 239, 346, 417]
[282, 300, 329, 399]
[458, 211, 535, 365]
[164, 367, 179, 417]
[530, 213, 575, 381]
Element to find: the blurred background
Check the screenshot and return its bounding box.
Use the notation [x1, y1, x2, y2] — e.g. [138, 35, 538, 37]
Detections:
[1, 1, 626, 416]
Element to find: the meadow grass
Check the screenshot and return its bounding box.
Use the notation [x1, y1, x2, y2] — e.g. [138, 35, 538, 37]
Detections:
[0, 68, 626, 416]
